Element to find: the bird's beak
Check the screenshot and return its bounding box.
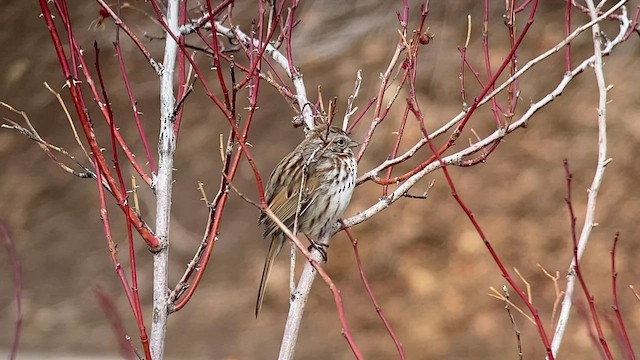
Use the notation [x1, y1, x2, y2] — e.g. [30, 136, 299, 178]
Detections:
[349, 139, 360, 148]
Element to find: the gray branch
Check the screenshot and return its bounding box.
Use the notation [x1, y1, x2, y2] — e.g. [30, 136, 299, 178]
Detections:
[150, 0, 180, 358]
[550, 2, 627, 358]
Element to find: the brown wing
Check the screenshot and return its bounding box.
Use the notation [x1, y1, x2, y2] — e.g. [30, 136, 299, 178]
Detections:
[260, 147, 327, 238]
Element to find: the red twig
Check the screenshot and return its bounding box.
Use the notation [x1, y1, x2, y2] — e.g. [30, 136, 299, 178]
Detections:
[382, 104, 410, 197]
[169, 9, 274, 313]
[38, 0, 159, 249]
[180, 0, 234, 34]
[355, 0, 425, 164]
[94, 0, 162, 73]
[94, 159, 152, 359]
[565, 0, 573, 72]
[260, 208, 363, 359]
[283, 0, 300, 79]
[447, 0, 538, 144]
[372, 0, 538, 187]
[0, 222, 22, 360]
[459, 54, 507, 119]
[610, 232, 635, 359]
[482, 0, 503, 127]
[204, 0, 231, 109]
[459, 139, 501, 166]
[563, 159, 613, 359]
[173, 0, 188, 136]
[144, 0, 264, 189]
[625, 5, 640, 40]
[459, 44, 468, 107]
[170, 55, 267, 313]
[262, 55, 295, 97]
[505, 0, 520, 117]
[93, 41, 149, 355]
[397, 3, 554, 352]
[413, 105, 554, 358]
[232, 1, 282, 91]
[344, 227, 405, 360]
[514, 0, 535, 13]
[114, 42, 157, 176]
[355, 22, 409, 163]
[80, 40, 154, 187]
[346, 96, 376, 133]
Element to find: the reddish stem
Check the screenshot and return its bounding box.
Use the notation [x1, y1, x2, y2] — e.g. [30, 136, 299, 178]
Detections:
[144, 0, 265, 191]
[171, 51, 267, 312]
[38, 0, 159, 249]
[344, 227, 406, 360]
[346, 97, 376, 133]
[482, 0, 503, 127]
[174, 0, 188, 136]
[382, 105, 410, 197]
[625, 5, 640, 40]
[283, 0, 300, 78]
[93, 42, 150, 353]
[401, 20, 554, 353]
[95, 0, 162, 73]
[205, 0, 231, 109]
[232, 2, 282, 91]
[506, 0, 520, 116]
[565, 0, 573, 72]
[459, 46, 468, 106]
[94, 160, 152, 360]
[374, 0, 539, 186]
[180, 0, 234, 34]
[609, 232, 635, 359]
[114, 43, 157, 175]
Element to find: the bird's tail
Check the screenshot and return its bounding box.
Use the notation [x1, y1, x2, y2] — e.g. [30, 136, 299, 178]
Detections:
[256, 235, 284, 317]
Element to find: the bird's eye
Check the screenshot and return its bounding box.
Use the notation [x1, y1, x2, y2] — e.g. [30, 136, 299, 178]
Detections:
[336, 138, 346, 146]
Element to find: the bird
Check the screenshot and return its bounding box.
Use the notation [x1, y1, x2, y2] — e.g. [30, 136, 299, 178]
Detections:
[256, 124, 358, 317]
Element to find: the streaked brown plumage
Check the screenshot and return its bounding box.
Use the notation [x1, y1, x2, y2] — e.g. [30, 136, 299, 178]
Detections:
[256, 124, 358, 317]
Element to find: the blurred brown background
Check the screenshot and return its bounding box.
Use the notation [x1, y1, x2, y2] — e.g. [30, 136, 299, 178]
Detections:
[2, 1, 640, 359]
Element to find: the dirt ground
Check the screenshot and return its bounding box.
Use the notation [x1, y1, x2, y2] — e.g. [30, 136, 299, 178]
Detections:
[2, 1, 640, 359]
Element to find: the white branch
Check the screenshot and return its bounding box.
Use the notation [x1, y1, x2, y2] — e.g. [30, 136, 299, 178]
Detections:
[150, 0, 180, 358]
[357, 0, 629, 186]
[278, 240, 326, 360]
[343, 69, 362, 130]
[211, 21, 315, 130]
[550, 3, 627, 358]
[274, 8, 629, 358]
[348, 8, 629, 229]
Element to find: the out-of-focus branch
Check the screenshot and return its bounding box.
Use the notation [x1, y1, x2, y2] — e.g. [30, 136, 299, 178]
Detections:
[94, 286, 140, 360]
[0, 222, 22, 360]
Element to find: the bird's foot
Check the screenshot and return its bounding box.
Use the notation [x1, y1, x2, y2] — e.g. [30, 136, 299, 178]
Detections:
[308, 240, 329, 262]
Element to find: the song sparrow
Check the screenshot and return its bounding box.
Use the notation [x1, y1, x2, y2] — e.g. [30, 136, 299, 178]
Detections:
[256, 124, 358, 317]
